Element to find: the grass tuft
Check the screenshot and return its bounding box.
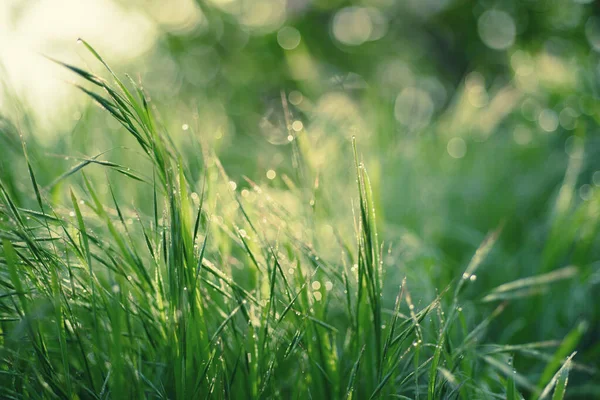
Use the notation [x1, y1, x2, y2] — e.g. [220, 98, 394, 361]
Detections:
[0, 43, 596, 399]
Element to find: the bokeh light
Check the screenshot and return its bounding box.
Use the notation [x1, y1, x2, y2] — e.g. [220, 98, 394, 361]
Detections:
[478, 10, 516, 50]
[332, 7, 373, 46]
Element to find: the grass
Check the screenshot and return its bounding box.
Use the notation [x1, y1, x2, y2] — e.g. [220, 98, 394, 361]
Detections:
[0, 43, 597, 399]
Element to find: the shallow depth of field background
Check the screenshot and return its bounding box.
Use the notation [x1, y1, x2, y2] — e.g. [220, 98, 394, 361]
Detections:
[1, 0, 600, 397]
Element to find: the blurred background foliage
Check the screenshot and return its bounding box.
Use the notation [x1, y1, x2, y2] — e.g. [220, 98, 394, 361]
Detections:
[2, 0, 600, 394]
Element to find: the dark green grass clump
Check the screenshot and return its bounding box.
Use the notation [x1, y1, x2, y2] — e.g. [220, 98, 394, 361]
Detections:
[0, 43, 595, 399]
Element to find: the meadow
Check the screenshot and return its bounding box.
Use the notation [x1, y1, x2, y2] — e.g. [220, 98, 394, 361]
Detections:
[1, 1, 599, 399]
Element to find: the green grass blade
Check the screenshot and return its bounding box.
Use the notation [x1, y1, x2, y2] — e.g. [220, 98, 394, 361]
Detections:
[536, 323, 586, 397]
[540, 352, 575, 399]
